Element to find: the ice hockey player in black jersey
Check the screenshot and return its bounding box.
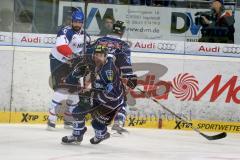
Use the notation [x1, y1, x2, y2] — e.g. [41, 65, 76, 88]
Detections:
[93, 20, 137, 134]
[62, 45, 125, 144]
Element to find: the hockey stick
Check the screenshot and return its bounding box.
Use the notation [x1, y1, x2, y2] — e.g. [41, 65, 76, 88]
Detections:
[82, 0, 89, 89]
[137, 88, 227, 141]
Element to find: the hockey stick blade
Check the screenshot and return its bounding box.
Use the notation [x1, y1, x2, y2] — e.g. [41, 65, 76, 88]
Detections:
[199, 132, 227, 141]
[137, 88, 227, 141]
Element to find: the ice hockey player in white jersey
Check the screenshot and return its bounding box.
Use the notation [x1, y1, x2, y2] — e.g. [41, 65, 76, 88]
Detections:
[47, 10, 90, 129]
[93, 21, 138, 134]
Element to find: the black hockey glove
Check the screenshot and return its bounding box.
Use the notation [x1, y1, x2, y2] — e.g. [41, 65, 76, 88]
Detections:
[78, 91, 94, 114]
[126, 75, 137, 89]
[72, 64, 89, 78]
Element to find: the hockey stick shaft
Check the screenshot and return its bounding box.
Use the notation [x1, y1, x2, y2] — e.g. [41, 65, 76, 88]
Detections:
[83, 0, 88, 89]
[83, 0, 88, 55]
[137, 88, 226, 140]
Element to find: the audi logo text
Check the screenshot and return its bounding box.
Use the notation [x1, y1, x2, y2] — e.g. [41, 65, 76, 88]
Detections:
[157, 43, 176, 50]
[133, 41, 176, 51]
[223, 47, 240, 54]
[43, 37, 56, 44]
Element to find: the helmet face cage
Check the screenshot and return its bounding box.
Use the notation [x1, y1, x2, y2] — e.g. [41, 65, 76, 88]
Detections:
[72, 10, 84, 23]
[112, 20, 126, 35]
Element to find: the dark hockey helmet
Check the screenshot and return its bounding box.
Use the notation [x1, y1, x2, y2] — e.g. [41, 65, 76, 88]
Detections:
[112, 20, 125, 35]
[213, 0, 224, 4]
[94, 45, 108, 56]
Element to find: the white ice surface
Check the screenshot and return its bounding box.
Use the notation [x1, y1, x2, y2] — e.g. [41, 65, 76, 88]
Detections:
[0, 124, 240, 160]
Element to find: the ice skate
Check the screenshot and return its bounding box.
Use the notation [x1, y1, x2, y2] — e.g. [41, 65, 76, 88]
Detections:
[63, 121, 73, 129]
[62, 127, 87, 145]
[111, 123, 129, 135]
[90, 132, 110, 144]
[46, 120, 56, 131]
[62, 135, 83, 145]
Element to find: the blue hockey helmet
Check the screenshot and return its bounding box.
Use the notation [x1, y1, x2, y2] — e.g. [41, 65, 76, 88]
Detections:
[72, 10, 84, 22]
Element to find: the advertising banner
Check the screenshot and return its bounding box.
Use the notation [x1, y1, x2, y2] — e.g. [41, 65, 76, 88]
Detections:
[127, 39, 185, 54]
[58, 1, 237, 43]
[0, 32, 13, 45]
[1, 31, 240, 58]
[0, 46, 239, 131]
[0, 31, 186, 54]
[0, 111, 159, 129]
[5, 48, 240, 122]
[185, 42, 240, 57]
[12, 33, 56, 47]
[127, 54, 240, 123]
[161, 119, 240, 133]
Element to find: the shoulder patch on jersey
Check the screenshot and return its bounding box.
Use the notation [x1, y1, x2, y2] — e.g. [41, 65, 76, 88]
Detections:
[105, 70, 114, 81]
[126, 56, 131, 64]
[62, 27, 69, 34]
[62, 26, 72, 34]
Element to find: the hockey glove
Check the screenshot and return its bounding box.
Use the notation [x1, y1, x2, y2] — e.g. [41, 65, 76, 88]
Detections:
[126, 75, 137, 89]
[78, 91, 94, 113]
[72, 64, 89, 78]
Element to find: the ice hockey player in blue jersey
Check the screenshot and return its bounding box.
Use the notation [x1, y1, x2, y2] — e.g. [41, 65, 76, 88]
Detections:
[93, 20, 137, 134]
[47, 10, 90, 130]
[62, 45, 125, 144]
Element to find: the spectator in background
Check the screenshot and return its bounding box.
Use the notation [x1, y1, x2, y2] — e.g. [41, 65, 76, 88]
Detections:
[130, 0, 151, 5]
[88, 0, 104, 3]
[130, 0, 141, 5]
[152, 0, 161, 6]
[104, 0, 118, 3]
[144, 0, 152, 6]
[199, 0, 235, 43]
[88, 0, 122, 4]
[99, 15, 115, 36]
[14, 10, 33, 33]
[0, 9, 13, 32]
[159, 0, 170, 6]
[152, 0, 177, 7]
[56, 15, 72, 32]
[118, 0, 128, 4]
[88, 0, 124, 4]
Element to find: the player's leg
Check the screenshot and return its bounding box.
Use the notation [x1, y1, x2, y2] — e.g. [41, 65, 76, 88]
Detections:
[47, 55, 70, 129]
[62, 93, 94, 144]
[62, 63, 86, 129]
[112, 102, 128, 134]
[63, 93, 79, 129]
[62, 106, 87, 144]
[47, 89, 68, 129]
[90, 119, 110, 144]
[90, 107, 118, 144]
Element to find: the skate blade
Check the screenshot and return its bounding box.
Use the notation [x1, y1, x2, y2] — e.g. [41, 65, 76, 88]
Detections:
[111, 128, 129, 134]
[111, 132, 123, 137]
[46, 126, 56, 131]
[63, 125, 73, 130]
[110, 130, 128, 137]
[61, 141, 81, 145]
